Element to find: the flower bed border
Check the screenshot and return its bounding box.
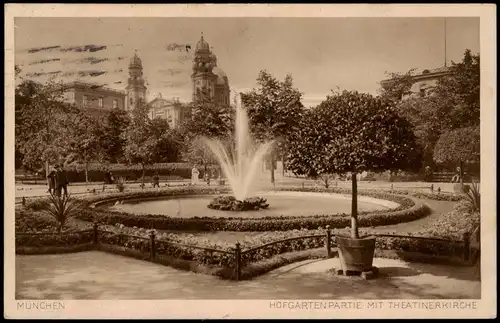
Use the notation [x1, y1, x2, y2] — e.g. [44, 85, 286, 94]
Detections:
[70, 187, 432, 232]
[15, 224, 476, 281]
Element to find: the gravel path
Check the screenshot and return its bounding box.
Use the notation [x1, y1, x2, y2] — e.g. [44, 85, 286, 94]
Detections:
[16, 251, 480, 300]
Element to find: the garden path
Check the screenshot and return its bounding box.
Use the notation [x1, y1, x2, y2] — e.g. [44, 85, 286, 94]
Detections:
[16, 251, 480, 300]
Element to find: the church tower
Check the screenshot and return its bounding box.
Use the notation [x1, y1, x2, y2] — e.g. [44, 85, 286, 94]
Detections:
[126, 51, 147, 111]
[191, 35, 217, 101]
[191, 34, 230, 105]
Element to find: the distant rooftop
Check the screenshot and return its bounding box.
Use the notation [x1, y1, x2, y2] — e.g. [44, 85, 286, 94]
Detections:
[381, 66, 453, 86]
[63, 80, 126, 96]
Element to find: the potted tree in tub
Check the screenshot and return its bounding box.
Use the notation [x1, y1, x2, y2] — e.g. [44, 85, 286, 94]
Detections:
[287, 90, 422, 278]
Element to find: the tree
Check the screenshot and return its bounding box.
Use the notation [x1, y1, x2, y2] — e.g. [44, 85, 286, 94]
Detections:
[15, 80, 71, 176]
[180, 89, 233, 176]
[240, 70, 304, 183]
[433, 49, 480, 129]
[383, 50, 480, 170]
[396, 94, 453, 167]
[287, 90, 421, 239]
[378, 68, 417, 103]
[122, 100, 177, 188]
[433, 126, 480, 185]
[62, 107, 106, 183]
[101, 108, 131, 163]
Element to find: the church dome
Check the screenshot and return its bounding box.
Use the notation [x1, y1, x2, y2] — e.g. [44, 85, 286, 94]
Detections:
[129, 53, 142, 67]
[212, 66, 228, 85]
[209, 52, 217, 66]
[196, 35, 210, 52]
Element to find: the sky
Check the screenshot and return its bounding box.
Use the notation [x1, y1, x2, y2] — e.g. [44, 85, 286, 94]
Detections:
[14, 17, 479, 107]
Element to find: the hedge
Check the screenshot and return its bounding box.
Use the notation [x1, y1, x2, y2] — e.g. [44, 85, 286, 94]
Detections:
[47, 163, 219, 183]
[15, 230, 94, 247]
[277, 186, 464, 202]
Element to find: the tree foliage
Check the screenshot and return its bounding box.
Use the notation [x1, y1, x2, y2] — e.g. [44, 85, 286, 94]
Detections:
[381, 50, 480, 169]
[378, 68, 417, 103]
[101, 107, 131, 163]
[287, 90, 421, 238]
[62, 107, 106, 181]
[433, 126, 480, 165]
[287, 90, 422, 177]
[180, 89, 233, 170]
[15, 80, 72, 172]
[240, 70, 305, 181]
[433, 49, 480, 129]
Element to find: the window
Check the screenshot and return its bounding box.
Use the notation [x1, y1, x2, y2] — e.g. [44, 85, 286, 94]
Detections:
[113, 99, 118, 109]
[99, 97, 103, 108]
[83, 95, 88, 107]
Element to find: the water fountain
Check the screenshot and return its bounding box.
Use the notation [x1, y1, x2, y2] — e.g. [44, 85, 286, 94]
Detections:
[202, 93, 274, 211]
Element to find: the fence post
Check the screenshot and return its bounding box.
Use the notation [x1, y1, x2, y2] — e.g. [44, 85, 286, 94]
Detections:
[302, 182, 305, 189]
[234, 242, 241, 281]
[437, 187, 441, 195]
[430, 184, 434, 194]
[325, 225, 331, 258]
[22, 197, 26, 207]
[463, 232, 470, 263]
[150, 230, 156, 262]
[93, 222, 99, 244]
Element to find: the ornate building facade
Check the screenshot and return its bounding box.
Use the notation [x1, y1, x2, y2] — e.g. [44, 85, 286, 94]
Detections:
[146, 94, 186, 129]
[119, 35, 231, 126]
[191, 35, 230, 106]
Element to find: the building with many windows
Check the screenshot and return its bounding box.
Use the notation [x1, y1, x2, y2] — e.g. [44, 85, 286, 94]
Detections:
[61, 81, 126, 116]
[147, 94, 187, 129]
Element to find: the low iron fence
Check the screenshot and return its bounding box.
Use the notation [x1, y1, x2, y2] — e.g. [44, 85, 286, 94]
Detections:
[15, 224, 476, 280]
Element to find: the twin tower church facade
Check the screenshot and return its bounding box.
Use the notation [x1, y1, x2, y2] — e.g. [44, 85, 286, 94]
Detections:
[126, 35, 230, 128]
[62, 35, 230, 129]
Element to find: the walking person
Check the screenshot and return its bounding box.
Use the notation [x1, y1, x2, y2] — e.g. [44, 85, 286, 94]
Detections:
[55, 163, 69, 197]
[46, 167, 56, 195]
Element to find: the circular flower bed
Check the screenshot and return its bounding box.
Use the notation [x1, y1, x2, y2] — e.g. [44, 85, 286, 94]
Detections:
[207, 196, 269, 211]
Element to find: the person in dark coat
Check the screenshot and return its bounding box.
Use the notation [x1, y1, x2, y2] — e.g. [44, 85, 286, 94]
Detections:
[46, 168, 56, 194]
[152, 173, 160, 188]
[54, 164, 69, 197]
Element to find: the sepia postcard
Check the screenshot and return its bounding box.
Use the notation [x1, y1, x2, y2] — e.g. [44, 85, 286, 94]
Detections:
[4, 3, 497, 319]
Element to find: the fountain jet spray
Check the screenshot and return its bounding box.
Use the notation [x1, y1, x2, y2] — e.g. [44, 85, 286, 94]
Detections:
[201, 93, 274, 201]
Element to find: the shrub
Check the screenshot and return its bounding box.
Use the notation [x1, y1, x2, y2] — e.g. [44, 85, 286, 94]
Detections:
[59, 163, 219, 183]
[16, 209, 60, 233]
[463, 180, 480, 212]
[45, 193, 83, 233]
[116, 177, 126, 193]
[25, 198, 51, 211]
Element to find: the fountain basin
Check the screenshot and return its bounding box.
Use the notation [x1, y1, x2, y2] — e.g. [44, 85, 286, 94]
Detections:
[107, 191, 400, 219]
